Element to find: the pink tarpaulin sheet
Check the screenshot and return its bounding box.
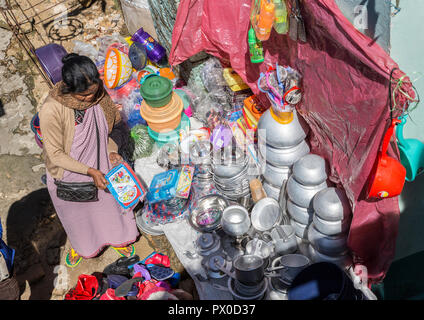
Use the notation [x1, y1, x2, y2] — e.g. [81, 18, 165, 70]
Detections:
[169, 0, 415, 282]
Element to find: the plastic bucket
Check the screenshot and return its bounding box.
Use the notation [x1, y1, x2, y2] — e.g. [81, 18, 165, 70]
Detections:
[34, 43, 67, 84]
[396, 115, 424, 182]
[368, 119, 406, 199]
[288, 262, 365, 300]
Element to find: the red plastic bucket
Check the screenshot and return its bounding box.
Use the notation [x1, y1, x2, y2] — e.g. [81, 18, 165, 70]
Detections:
[367, 119, 406, 199]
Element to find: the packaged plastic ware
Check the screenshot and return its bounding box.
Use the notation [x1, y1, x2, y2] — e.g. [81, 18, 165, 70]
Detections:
[252, 0, 275, 41]
[147, 169, 180, 204]
[273, 0, 289, 34]
[175, 165, 195, 199]
[105, 162, 147, 209]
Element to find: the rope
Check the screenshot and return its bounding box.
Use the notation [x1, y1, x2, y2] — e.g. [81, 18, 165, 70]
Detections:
[389, 69, 420, 119]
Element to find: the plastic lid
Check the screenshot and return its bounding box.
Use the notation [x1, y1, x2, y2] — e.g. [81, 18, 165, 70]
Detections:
[159, 67, 176, 80]
[139, 75, 173, 101]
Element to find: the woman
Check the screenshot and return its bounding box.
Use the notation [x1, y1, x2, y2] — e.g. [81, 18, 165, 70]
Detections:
[39, 53, 139, 267]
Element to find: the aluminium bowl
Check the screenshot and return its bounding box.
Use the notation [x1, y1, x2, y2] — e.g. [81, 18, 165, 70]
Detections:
[262, 162, 291, 188]
[307, 223, 348, 256]
[189, 194, 229, 232]
[292, 153, 328, 186]
[221, 205, 251, 237]
[287, 176, 329, 209]
[262, 181, 281, 201]
[312, 214, 351, 236]
[313, 187, 352, 222]
[287, 198, 314, 225]
[259, 140, 310, 168]
[308, 244, 352, 269]
[257, 109, 310, 149]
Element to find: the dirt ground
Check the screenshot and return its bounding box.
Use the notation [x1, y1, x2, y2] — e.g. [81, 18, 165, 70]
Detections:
[0, 0, 193, 300]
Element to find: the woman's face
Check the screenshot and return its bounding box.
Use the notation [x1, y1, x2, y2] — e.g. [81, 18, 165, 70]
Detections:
[71, 83, 100, 102]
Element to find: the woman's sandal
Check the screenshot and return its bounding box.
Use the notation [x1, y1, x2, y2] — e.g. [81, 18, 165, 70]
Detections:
[112, 244, 136, 258]
[65, 248, 82, 268]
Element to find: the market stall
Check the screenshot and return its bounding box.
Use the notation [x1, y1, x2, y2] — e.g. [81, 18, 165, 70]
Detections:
[5, 0, 420, 300]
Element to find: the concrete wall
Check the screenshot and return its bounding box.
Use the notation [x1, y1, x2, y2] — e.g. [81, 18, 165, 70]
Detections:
[389, 0, 424, 261]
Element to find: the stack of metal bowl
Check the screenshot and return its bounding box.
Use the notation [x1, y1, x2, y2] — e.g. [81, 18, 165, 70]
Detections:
[211, 145, 250, 202]
[257, 109, 310, 200]
[189, 140, 213, 182]
[308, 187, 353, 269]
[286, 154, 329, 255]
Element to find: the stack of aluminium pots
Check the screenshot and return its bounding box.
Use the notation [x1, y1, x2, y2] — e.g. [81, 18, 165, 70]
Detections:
[257, 108, 310, 200]
[286, 154, 329, 255]
[139, 75, 186, 145]
[308, 187, 353, 269]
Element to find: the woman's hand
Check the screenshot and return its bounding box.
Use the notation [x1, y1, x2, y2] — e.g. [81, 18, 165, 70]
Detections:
[109, 152, 123, 168]
[87, 168, 108, 190]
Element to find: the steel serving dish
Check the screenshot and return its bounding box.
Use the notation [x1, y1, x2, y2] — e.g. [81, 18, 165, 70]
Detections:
[189, 194, 229, 232]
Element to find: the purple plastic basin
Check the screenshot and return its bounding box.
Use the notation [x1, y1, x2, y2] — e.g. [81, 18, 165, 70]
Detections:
[35, 43, 68, 84]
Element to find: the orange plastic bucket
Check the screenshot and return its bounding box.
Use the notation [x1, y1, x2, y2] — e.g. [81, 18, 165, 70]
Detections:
[367, 119, 406, 199]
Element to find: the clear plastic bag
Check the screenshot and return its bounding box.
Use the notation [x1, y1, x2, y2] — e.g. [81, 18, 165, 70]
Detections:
[72, 40, 98, 62]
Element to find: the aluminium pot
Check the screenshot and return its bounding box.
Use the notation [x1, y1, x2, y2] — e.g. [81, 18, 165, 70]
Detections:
[287, 198, 314, 225]
[312, 214, 351, 236]
[313, 187, 352, 222]
[259, 140, 310, 168]
[221, 205, 251, 237]
[307, 223, 348, 256]
[257, 109, 310, 149]
[262, 162, 291, 188]
[292, 153, 328, 186]
[307, 244, 352, 269]
[233, 254, 265, 285]
[262, 181, 281, 201]
[290, 218, 309, 239]
[287, 176, 329, 209]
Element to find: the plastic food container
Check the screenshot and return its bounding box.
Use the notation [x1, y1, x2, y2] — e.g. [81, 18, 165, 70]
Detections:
[139, 75, 173, 108]
[147, 169, 180, 204]
[148, 113, 190, 147]
[140, 92, 184, 132]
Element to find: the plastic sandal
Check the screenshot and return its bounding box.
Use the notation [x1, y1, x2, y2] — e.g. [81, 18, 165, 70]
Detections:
[112, 244, 135, 258]
[65, 248, 82, 268]
[141, 252, 170, 268]
[103, 255, 140, 277]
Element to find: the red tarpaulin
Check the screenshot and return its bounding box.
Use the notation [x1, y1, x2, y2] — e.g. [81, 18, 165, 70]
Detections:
[169, 0, 415, 282]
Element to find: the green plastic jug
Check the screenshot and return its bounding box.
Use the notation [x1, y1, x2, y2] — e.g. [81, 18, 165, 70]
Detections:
[396, 114, 424, 182]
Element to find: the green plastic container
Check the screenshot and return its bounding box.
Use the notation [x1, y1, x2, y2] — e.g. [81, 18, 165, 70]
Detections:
[148, 113, 190, 147]
[139, 74, 173, 108]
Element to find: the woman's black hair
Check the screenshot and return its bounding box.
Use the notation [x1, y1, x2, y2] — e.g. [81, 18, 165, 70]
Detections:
[61, 53, 102, 94]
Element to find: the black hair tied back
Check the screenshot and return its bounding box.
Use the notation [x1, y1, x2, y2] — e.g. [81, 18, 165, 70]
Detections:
[61, 53, 101, 94]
